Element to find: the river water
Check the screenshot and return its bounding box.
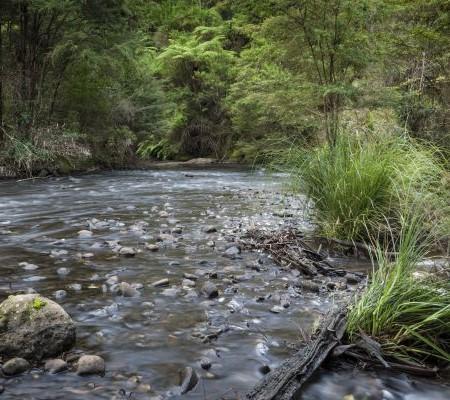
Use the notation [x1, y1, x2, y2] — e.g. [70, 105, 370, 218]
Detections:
[0, 168, 449, 400]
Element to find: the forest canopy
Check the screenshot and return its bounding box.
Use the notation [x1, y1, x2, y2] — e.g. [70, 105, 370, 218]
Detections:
[0, 0, 449, 173]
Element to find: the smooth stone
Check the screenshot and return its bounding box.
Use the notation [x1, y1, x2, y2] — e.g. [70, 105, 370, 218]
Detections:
[152, 278, 170, 288]
[2, 358, 30, 376]
[78, 230, 93, 238]
[299, 280, 320, 293]
[172, 227, 183, 234]
[259, 365, 271, 375]
[106, 275, 119, 286]
[201, 282, 219, 299]
[112, 282, 140, 297]
[206, 240, 215, 247]
[200, 358, 211, 370]
[182, 279, 196, 288]
[345, 273, 362, 284]
[76, 355, 105, 376]
[180, 366, 198, 394]
[44, 358, 68, 374]
[223, 246, 241, 259]
[270, 305, 285, 314]
[145, 244, 159, 252]
[0, 294, 76, 361]
[68, 283, 82, 291]
[203, 226, 217, 234]
[119, 247, 136, 257]
[159, 211, 169, 218]
[183, 273, 198, 281]
[54, 290, 67, 300]
[57, 267, 70, 276]
[19, 262, 39, 271]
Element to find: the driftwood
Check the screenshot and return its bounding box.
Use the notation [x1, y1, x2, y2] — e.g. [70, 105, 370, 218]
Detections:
[246, 306, 347, 400]
[239, 229, 338, 276]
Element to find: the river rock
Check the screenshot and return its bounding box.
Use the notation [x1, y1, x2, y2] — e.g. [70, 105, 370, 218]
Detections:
[112, 282, 140, 297]
[152, 278, 170, 287]
[2, 357, 30, 376]
[76, 355, 105, 376]
[200, 358, 211, 370]
[78, 230, 93, 238]
[0, 294, 76, 361]
[54, 290, 67, 300]
[180, 366, 198, 394]
[203, 226, 217, 234]
[201, 282, 219, 299]
[223, 245, 241, 259]
[119, 247, 136, 257]
[44, 358, 68, 374]
[145, 243, 159, 252]
[345, 273, 362, 284]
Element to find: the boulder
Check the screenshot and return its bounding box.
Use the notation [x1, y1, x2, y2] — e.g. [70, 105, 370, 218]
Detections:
[44, 358, 68, 374]
[2, 358, 30, 376]
[0, 294, 76, 361]
[76, 355, 105, 376]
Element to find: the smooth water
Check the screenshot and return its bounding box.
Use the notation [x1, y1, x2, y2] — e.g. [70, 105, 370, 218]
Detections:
[0, 169, 448, 400]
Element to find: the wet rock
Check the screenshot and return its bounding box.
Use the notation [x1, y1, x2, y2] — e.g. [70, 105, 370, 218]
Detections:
[200, 358, 211, 370]
[182, 279, 196, 288]
[2, 358, 30, 376]
[179, 366, 198, 394]
[159, 211, 169, 218]
[112, 282, 140, 297]
[50, 249, 68, 257]
[54, 290, 67, 300]
[119, 247, 136, 257]
[19, 262, 39, 271]
[44, 358, 68, 374]
[223, 245, 241, 259]
[78, 230, 93, 238]
[345, 273, 362, 284]
[206, 240, 215, 247]
[76, 355, 105, 376]
[169, 261, 181, 266]
[145, 243, 159, 252]
[201, 282, 219, 299]
[183, 273, 198, 281]
[68, 283, 82, 291]
[172, 227, 183, 234]
[106, 275, 119, 286]
[57, 267, 70, 276]
[162, 288, 179, 296]
[299, 280, 320, 293]
[0, 294, 76, 361]
[0, 385, 4, 394]
[203, 226, 217, 234]
[270, 305, 285, 314]
[152, 278, 170, 288]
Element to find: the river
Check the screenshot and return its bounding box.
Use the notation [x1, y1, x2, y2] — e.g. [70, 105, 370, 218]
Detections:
[0, 168, 449, 399]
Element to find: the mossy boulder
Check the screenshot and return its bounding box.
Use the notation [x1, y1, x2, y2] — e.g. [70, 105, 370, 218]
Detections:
[0, 294, 76, 361]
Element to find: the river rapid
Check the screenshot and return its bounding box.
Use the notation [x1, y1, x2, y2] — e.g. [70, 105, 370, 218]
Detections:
[0, 168, 449, 400]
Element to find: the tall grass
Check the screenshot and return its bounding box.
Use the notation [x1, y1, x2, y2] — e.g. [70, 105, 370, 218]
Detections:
[347, 212, 450, 365]
[279, 133, 448, 243]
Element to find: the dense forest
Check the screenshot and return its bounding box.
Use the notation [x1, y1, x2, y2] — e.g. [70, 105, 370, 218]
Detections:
[0, 0, 449, 174]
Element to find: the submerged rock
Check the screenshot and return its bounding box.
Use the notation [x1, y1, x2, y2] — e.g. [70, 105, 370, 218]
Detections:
[152, 278, 170, 288]
[76, 355, 105, 376]
[119, 247, 136, 257]
[0, 294, 76, 361]
[2, 357, 30, 376]
[180, 366, 199, 394]
[201, 282, 219, 299]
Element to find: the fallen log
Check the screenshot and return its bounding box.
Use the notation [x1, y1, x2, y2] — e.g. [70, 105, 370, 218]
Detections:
[246, 306, 348, 400]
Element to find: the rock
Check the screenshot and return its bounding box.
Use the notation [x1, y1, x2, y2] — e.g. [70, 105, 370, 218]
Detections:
[152, 278, 170, 288]
[2, 358, 30, 376]
[270, 306, 284, 314]
[78, 230, 93, 238]
[76, 355, 105, 376]
[106, 275, 119, 286]
[206, 240, 215, 247]
[68, 283, 82, 291]
[119, 247, 136, 257]
[179, 366, 198, 394]
[54, 290, 67, 300]
[0, 294, 76, 361]
[201, 282, 219, 299]
[57, 267, 70, 276]
[223, 246, 241, 259]
[112, 282, 140, 297]
[0, 385, 4, 394]
[19, 262, 39, 271]
[182, 279, 196, 288]
[299, 280, 320, 293]
[183, 273, 198, 281]
[172, 227, 183, 234]
[345, 273, 362, 284]
[44, 358, 68, 374]
[259, 365, 271, 375]
[200, 358, 211, 370]
[159, 211, 169, 218]
[145, 244, 159, 252]
[203, 226, 217, 234]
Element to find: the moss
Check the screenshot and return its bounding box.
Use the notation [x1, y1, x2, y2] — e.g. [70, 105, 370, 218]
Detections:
[32, 297, 47, 311]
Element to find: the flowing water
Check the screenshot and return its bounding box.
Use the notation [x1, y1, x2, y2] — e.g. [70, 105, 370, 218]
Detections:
[0, 168, 448, 400]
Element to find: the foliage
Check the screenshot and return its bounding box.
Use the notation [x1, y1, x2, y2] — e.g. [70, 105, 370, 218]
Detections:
[277, 132, 447, 242]
[347, 213, 450, 365]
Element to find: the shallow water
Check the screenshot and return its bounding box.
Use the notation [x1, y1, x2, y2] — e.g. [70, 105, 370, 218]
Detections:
[0, 168, 448, 400]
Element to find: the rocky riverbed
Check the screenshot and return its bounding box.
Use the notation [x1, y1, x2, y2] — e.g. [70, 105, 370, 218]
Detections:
[0, 168, 449, 400]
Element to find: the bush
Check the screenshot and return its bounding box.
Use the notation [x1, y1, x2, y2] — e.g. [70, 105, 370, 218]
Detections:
[279, 133, 448, 243]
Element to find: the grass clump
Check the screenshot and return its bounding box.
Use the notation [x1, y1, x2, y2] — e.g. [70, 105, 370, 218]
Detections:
[347, 213, 450, 365]
[279, 132, 447, 243]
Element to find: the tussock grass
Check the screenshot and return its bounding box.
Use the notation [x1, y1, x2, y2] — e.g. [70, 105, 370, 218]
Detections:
[277, 133, 448, 243]
[347, 212, 450, 365]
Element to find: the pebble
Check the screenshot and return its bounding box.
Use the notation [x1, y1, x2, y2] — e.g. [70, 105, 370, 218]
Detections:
[54, 290, 67, 300]
[112, 282, 140, 297]
[19, 262, 39, 270]
[182, 279, 196, 288]
[68, 283, 82, 291]
[119, 247, 136, 257]
[57, 267, 70, 276]
[203, 226, 217, 233]
[2, 358, 30, 376]
[76, 355, 105, 376]
[180, 366, 198, 394]
[78, 230, 93, 238]
[270, 305, 285, 314]
[259, 365, 271, 375]
[201, 282, 219, 299]
[152, 278, 170, 287]
[183, 273, 198, 281]
[145, 244, 159, 252]
[44, 359, 68, 374]
[200, 358, 212, 370]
